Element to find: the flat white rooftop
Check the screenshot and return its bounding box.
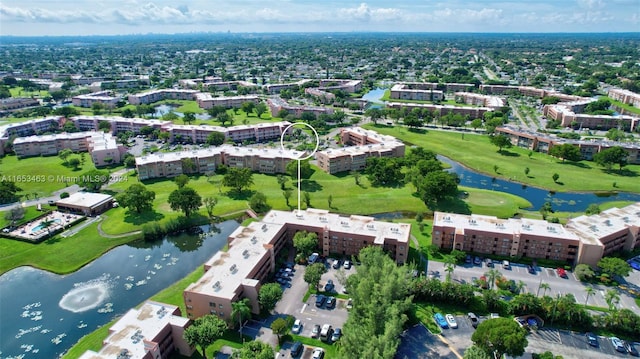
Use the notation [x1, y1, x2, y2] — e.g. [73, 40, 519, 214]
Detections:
[567, 203, 640, 245]
[56, 192, 113, 209]
[318, 142, 403, 159]
[135, 145, 305, 165]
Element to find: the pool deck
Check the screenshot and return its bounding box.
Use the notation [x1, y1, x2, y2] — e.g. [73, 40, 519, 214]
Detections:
[6, 211, 85, 241]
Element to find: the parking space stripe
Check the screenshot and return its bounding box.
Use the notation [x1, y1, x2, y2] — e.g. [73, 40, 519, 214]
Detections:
[437, 335, 463, 359]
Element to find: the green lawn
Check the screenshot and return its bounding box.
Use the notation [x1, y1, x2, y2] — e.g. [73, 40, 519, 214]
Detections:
[364, 124, 640, 193]
[9, 86, 50, 98]
[0, 154, 128, 198]
[0, 222, 138, 275]
[62, 319, 115, 359]
[605, 96, 640, 115]
[0, 205, 51, 228]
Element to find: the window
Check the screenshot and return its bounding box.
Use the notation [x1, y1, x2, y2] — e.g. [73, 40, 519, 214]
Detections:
[219, 312, 224, 317]
[210, 310, 216, 314]
[209, 302, 216, 307]
[219, 304, 223, 309]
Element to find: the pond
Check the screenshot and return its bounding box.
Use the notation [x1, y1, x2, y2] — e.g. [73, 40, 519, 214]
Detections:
[0, 220, 240, 359]
[361, 88, 386, 104]
[438, 155, 640, 212]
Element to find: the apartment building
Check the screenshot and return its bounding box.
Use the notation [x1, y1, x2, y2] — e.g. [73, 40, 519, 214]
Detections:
[608, 88, 640, 108]
[0, 117, 63, 155]
[479, 85, 585, 102]
[454, 92, 505, 109]
[264, 79, 313, 94]
[266, 97, 334, 118]
[318, 79, 363, 93]
[12, 131, 125, 166]
[79, 300, 194, 359]
[127, 89, 199, 105]
[71, 91, 120, 108]
[496, 126, 640, 163]
[432, 202, 640, 267]
[315, 127, 405, 174]
[390, 83, 444, 101]
[0, 97, 39, 111]
[183, 209, 410, 321]
[543, 103, 639, 131]
[387, 102, 491, 119]
[304, 88, 336, 101]
[202, 80, 257, 91]
[195, 93, 259, 109]
[135, 145, 304, 180]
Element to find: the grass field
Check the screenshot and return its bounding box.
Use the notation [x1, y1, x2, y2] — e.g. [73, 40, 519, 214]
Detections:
[364, 124, 640, 193]
[9, 87, 50, 98]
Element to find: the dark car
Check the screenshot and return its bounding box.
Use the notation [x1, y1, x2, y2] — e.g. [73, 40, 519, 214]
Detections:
[326, 296, 336, 309]
[625, 341, 640, 357]
[290, 341, 303, 357]
[324, 279, 335, 292]
[332, 259, 341, 269]
[474, 256, 482, 265]
[467, 312, 479, 328]
[311, 324, 321, 338]
[585, 332, 598, 347]
[527, 265, 536, 274]
[465, 255, 472, 264]
[315, 294, 326, 308]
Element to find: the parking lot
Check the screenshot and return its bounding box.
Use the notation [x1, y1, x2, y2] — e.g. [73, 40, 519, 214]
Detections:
[526, 328, 632, 358]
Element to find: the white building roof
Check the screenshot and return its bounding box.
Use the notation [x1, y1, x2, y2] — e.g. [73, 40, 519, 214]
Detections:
[56, 192, 113, 209]
[567, 203, 640, 245]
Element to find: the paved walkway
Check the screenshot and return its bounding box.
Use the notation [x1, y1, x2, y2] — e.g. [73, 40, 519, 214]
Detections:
[0, 184, 82, 211]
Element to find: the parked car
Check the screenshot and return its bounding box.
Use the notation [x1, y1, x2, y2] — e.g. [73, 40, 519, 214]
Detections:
[331, 327, 342, 342]
[324, 279, 335, 292]
[527, 265, 536, 274]
[312, 348, 325, 359]
[308, 252, 319, 264]
[292, 319, 303, 334]
[326, 296, 336, 309]
[467, 312, 479, 328]
[556, 267, 567, 278]
[465, 255, 472, 264]
[315, 294, 326, 308]
[490, 313, 500, 319]
[434, 313, 449, 329]
[625, 341, 640, 357]
[474, 256, 482, 265]
[332, 259, 341, 269]
[346, 298, 353, 310]
[611, 337, 626, 353]
[445, 314, 458, 329]
[585, 332, 598, 347]
[502, 260, 510, 269]
[343, 260, 352, 269]
[290, 341, 303, 357]
[311, 324, 321, 338]
[485, 258, 493, 267]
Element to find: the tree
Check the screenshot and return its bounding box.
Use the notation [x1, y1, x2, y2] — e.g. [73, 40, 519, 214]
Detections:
[286, 159, 313, 182]
[464, 345, 492, 359]
[78, 169, 109, 192]
[183, 111, 196, 124]
[552, 173, 560, 183]
[585, 203, 601, 215]
[0, 180, 22, 204]
[203, 196, 218, 219]
[231, 340, 274, 359]
[117, 184, 156, 213]
[241, 101, 256, 116]
[524, 167, 530, 177]
[58, 148, 73, 164]
[231, 298, 252, 337]
[68, 157, 81, 170]
[417, 171, 459, 208]
[549, 144, 582, 162]
[444, 256, 456, 282]
[365, 108, 382, 124]
[604, 289, 620, 312]
[327, 194, 333, 208]
[183, 314, 227, 359]
[4, 205, 25, 224]
[255, 102, 268, 118]
[574, 264, 595, 281]
[293, 231, 318, 261]
[594, 146, 628, 171]
[276, 175, 288, 190]
[303, 191, 311, 207]
[98, 120, 111, 132]
[470, 119, 483, 131]
[168, 186, 202, 217]
[249, 192, 270, 213]
[597, 257, 632, 278]
[489, 134, 512, 153]
[304, 263, 326, 290]
[485, 269, 501, 290]
[223, 167, 254, 193]
[218, 111, 232, 126]
[471, 317, 528, 359]
[584, 286, 596, 306]
[206, 131, 225, 146]
[270, 318, 288, 342]
[174, 174, 190, 188]
[351, 170, 361, 185]
[537, 282, 550, 297]
[283, 189, 292, 207]
[258, 283, 283, 313]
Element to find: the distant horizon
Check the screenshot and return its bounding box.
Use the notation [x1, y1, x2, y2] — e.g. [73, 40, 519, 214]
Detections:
[1, 0, 639, 36]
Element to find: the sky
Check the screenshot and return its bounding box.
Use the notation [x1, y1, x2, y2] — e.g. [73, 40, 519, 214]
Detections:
[0, 0, 639, 36]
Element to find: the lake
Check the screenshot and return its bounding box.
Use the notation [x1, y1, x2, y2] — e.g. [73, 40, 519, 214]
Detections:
[361, 88, 386, 104]
[0, 220, 240, 359]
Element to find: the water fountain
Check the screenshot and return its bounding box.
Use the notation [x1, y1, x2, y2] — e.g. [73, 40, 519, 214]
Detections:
[58, 277, 111, 313]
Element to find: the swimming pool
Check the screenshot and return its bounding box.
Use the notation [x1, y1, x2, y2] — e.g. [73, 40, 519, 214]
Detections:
[31, 219, 62, 233]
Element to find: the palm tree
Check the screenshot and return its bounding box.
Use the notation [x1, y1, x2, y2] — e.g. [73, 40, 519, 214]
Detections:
[604, 289, 620, 312]
[444, 255, 456, 282]
[231, 298, 252, 338]
[584, 286, 596, 306]
[515, 280, 526, 294]
[485, 269, 501, 290]
[537, 282, 550, 297]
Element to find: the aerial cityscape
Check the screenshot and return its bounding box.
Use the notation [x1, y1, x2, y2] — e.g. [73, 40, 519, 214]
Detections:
[0, 2, 640, 359]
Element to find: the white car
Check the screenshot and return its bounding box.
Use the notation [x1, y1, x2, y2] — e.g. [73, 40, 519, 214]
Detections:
[445, 314, 458, 329]
[312, 348, 325, 359]
[291, 319, 302, 334]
